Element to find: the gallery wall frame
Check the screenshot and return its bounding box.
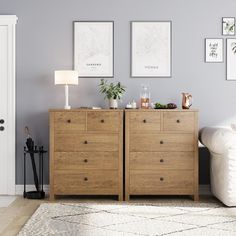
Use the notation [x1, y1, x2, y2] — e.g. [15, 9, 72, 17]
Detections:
[222, 17, 235, 36]
[131, 21, 172, 78]
[205, 38, 224, 63]
[226, 38, 236, 81]
[74, 21, 114, 78]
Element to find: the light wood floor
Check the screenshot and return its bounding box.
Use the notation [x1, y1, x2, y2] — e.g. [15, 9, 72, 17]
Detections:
[0, 195, 216, 236]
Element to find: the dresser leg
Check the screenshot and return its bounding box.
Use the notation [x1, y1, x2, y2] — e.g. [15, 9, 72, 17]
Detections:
[118, 194, 123, 201]
[125, 194, 130, 201]
[50, 194, 55, 201]
[194, 194, 199, 201]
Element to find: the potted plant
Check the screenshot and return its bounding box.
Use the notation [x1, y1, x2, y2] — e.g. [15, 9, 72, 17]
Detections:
[99, 79, 126, 109]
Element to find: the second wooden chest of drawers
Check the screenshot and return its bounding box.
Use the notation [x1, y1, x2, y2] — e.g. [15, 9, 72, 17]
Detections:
[125, 109, 199, 201]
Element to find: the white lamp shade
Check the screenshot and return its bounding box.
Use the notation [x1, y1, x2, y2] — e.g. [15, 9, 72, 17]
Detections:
[54, 70, 79, 85]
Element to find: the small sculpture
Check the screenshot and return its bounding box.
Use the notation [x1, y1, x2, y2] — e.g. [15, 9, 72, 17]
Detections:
[182, 93, 192, 109]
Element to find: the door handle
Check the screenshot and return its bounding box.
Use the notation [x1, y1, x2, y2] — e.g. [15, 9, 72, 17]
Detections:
[0, 126, 4, 131]
[0, 119, 4, 124]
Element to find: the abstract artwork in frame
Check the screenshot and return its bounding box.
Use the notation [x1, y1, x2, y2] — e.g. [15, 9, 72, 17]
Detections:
[205, 38, 223, 63]
[131, 21, 172, 78]
[222, 17, 235, 36]
[226, 38, 236, 80]
[74, 21, 114, 78]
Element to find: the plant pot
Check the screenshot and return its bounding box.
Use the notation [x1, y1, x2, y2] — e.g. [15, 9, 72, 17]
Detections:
[109, 99, 118, 109]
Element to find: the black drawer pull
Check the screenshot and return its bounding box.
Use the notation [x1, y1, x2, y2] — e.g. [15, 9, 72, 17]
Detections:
[84, 159, 88, 163]
[0, 119, 4, 124]
[0, 126, 4, 131]
[160, 177, 164, 181]
[67, 119, 71, 123]
[160, 140, 164, 144]
[143, 119, 147, 123]
[101, 119, 105, 123]
[176, 119, 180, 123]
[84, 141, 88, 144]
[84, 177, 88, 181]
[160, 159, 164, 163]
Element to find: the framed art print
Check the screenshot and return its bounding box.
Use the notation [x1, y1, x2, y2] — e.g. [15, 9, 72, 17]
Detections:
[226, 38, 236, 80]
[222, 17, 235, 36]
[74, 21, 114, 77]
[205, 38, 223, 63]
[131, 21, 172, 78]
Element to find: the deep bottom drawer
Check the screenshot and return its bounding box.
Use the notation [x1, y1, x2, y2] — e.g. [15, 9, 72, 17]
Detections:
[54, 170, 118, 195]
[130, 170, 194, 195]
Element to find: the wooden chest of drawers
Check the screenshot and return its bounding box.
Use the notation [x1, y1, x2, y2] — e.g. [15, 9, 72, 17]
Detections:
[125, 110, 199, 201]
[49, 109, 123, 200]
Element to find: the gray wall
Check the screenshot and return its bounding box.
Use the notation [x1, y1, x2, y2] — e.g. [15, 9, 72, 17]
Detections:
[1, 0, 236, 185]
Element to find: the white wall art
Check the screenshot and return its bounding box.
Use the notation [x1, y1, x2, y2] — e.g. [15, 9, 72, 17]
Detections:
[205, 38, 223, 63]
[74, 21, 114, 77]
[222, 17, 235, 36]
[131, 21, 172, 78]
[227, 38, 236, 80]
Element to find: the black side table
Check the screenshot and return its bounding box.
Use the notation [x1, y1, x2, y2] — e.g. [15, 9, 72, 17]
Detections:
[23, 146, 47, 199]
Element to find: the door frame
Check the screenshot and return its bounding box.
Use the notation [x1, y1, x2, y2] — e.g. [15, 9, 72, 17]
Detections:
[0, 15, 18, 195]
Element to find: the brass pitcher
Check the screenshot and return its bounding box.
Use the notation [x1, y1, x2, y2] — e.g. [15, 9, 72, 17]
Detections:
[182, 93, 192, 109]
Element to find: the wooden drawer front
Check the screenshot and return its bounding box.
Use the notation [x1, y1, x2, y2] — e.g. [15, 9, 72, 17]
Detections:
[54, 170, 118, 195]
[87, 111, 120, 132]
[130, 152, 194, 170]
[54, 112, 86, 133]
[54, 152, 118, 170]
[130, 170, 194, 194]
[163, 112, 195, 132]
[129, 112, 161, 133]
[130, 134, 194, 152]
[55, 134, 118, 152]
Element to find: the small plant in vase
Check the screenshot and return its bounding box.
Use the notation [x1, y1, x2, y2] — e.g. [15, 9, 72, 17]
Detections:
[99, 79, 126, 109]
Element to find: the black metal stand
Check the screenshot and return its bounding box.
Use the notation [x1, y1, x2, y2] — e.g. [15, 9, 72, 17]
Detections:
[23, 146, 47, 199]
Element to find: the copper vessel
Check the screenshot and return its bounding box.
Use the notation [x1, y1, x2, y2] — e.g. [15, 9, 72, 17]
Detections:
[182, 93, 192, 109]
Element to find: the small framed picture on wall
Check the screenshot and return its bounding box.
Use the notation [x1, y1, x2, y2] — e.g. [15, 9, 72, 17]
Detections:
[222, 17, 235, 36]
[226, 38, 236, 80]
[205, 38, 223, 63]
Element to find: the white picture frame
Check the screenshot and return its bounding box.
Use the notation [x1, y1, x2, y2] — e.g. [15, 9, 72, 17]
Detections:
[226, 38, 236, 80]
[74, 21, 114, 78]
[205, 38, 223, 63]
[131, 21, 172, 78]
[222, 17, 235, 36]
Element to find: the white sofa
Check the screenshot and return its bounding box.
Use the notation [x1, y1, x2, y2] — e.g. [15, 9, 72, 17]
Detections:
[200, 126, 236, 206]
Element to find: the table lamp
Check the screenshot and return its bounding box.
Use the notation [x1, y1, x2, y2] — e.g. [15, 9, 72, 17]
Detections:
[54, 70, 79, 109]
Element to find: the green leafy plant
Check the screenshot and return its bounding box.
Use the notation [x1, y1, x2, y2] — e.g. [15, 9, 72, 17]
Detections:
[99, 79, 126, 100]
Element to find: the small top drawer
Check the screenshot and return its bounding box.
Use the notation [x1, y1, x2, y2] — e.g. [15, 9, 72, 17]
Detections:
[87, 111, 120, 132]
[129, 112, 161, 133]
[54, 112, 86, 133]
[163, 112, 195, 132]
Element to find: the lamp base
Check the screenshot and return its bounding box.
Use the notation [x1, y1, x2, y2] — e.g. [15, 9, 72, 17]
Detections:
[64, 105, 71, 110]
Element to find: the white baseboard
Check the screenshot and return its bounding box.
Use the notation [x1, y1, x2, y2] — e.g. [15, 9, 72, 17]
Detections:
[199, 185, 211, 195]
[15, 184, 211, 196]
[15, 185, 49, 196]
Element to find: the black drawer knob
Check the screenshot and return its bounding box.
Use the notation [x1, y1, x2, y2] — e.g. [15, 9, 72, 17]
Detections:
[84, 159, 88, 163]
[101, 119, 105, 123]
[0, 119, 4, 124]
[84, 177, 88, 181]
[84, 141, 88, 144]
[160, 140, 164, 144]
[160, 177, 164, 181]
[67, 119, 71, 123]
[143, 119, 147, 123]
[0, 126, 4, 131]
[176, 119, 180, 123]
[160, 159, 164, 163]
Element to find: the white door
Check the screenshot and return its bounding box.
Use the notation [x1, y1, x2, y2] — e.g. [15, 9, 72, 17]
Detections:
[0, 16, 17, 195]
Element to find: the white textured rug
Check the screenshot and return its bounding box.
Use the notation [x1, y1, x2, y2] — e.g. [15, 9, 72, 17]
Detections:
[18, 201, 236, 236]
[0, 196, 16, 207]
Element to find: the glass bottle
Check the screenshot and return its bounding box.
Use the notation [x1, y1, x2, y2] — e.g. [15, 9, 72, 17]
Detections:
[140, 85, 150, 109]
